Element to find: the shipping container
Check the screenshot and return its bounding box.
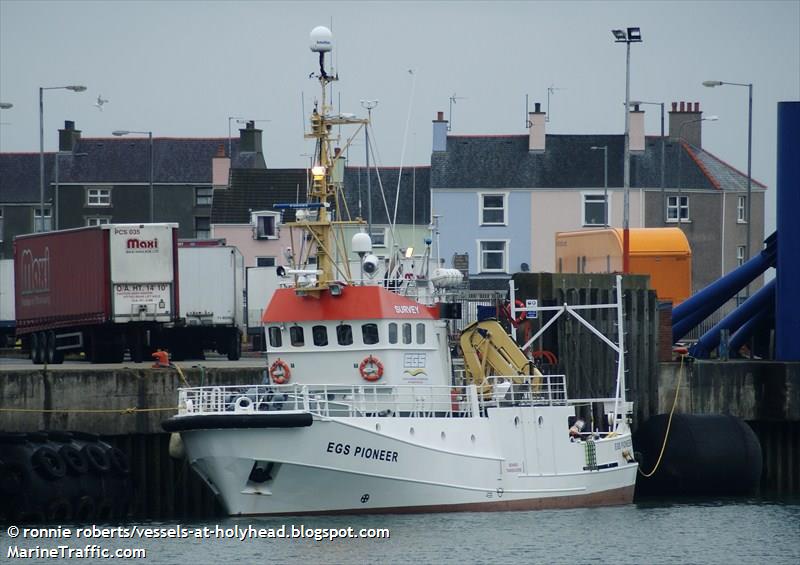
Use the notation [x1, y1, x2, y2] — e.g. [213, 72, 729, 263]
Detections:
[14, 224, 179, 363]
[555, 227, 692, 305]
[165, 240, 244, 360]
[245, 265, 280, 351]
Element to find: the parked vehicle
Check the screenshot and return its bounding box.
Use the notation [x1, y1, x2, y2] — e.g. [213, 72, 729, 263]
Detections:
[0, 259, 14, 347]
[244, 265, 280, 351]
[14, 224, 179, 363]
[165, 240, 244, 360]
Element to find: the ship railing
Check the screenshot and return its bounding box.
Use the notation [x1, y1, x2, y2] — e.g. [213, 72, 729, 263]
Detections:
[177, 377, 573, 419]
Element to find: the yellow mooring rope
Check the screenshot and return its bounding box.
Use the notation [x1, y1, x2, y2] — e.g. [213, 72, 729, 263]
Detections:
[638, 354, 685, 478]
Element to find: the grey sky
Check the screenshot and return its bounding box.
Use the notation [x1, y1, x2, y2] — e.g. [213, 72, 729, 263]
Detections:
[1, 1, 798, 234]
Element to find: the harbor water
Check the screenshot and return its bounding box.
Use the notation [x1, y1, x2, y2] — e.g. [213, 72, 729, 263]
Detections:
[3, 496, 798, 564]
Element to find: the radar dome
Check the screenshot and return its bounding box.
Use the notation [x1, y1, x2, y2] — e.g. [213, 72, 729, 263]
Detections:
[309, 26, 333, 52]
[352, 232, 373, 254]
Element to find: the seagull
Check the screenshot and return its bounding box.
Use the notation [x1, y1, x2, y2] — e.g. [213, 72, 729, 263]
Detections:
[93, 95, 109, 111]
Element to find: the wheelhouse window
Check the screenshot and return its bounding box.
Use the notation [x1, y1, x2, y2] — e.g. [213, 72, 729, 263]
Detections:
[336, 324, 353, 346]
[289, 325, 305, 347]
[388, 322, 398, 344]
[87, 188, 111, 207]
[402, 323, 412, 345]
[362, 323, 379, 345]
[582, 193, 608, 227]
[312, 325, 328, 346]
[416, 323, 426, 344]
[478, 240, 508, 273]
[479, 192, 508, 225]
[666, 195, 690, 222]
[268, 326, 282, 348]
[369, 228, 387, 247]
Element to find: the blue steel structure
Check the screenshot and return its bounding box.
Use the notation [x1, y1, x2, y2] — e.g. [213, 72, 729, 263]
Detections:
[672, 101, 798, 360]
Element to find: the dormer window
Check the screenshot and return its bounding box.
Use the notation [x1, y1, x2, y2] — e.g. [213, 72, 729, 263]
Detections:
[251, 211, 279, 240]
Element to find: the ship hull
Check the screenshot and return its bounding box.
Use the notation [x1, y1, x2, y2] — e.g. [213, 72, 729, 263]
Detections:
[176, 408, 638, 516]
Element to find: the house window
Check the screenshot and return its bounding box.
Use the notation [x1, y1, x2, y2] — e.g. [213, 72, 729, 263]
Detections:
[666, 196, 690, 222]
[194, 216, 210, 239]
[33, 207, 52, 232]
[252, 212, 278, 240]
[582, 193, 608, 226]
[737, 196, 747, 223]
[362, 323, 379, 345]
[737, 245, 747, 267]
[312, 325, 328, 346]
[87, 188, 111, 207]
[86, 217, 111, 226]
[369, 228, 387, 247]
[195, 187, 213, 206]
[256, 257, 276, 267]
[478, 240, 508, 273]
[479, 192, 507, 225]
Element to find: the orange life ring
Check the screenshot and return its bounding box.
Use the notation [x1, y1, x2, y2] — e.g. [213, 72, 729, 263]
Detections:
[359, 355, 384, 382]
[532, 350, 558, 365]
[404, 272, 415, 280]
[504, 300, 527, 327]
[269, 359, 291, 384]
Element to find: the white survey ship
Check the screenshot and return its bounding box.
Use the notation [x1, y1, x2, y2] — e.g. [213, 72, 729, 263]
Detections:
[163, 26, 638, 516]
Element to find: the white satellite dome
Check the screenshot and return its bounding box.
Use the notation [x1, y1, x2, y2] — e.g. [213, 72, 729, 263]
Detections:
[351, 232, 373, 254]
[309, 26, 333, 53]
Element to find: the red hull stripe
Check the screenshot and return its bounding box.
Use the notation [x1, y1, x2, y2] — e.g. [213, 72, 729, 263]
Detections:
[262, 286, 439, 322]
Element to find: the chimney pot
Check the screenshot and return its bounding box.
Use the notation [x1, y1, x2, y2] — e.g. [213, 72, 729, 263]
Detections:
[436, 111, 444, 121]
[672, 102, 678, 112]
[680, 101, 685, 112]
[694, 102, 700, 112]
[534, 102, 541, 113]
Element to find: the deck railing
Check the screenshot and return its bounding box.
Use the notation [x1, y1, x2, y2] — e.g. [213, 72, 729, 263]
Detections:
[177, 374, 570, 419]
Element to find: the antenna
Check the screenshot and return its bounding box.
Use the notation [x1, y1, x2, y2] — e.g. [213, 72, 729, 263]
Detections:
[546, 85, 565, 123]
[448, 92, 466, 132]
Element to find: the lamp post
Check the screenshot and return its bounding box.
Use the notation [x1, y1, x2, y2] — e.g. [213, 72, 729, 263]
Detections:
[677, 116, 719, 224]
[360, 99, 378, 238]
[703, 80, 753, 271]
[591, 146, 609, 227]
[39, 85, 87, 232]
[612, 27, 641, 274]
[112, 130, 153, 222]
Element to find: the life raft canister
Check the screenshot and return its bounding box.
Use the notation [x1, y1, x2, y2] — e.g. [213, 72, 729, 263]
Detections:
[270, 359, 291, 384]
[359, 355, 384, 382]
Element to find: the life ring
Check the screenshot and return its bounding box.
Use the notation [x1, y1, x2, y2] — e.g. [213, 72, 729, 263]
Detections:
[270, 359, 291, 384]
[359, 355, 384, 382]
[108, 447, 131, 476]
[504, 300, 527, 327]
[532, 350, 558, 365]
[404, 272, 415, 280]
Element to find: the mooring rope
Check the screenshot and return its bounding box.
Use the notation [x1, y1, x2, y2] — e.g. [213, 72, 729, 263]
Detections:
[638, 354, 685, 477]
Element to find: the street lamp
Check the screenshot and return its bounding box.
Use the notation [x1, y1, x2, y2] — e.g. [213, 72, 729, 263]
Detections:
[703, 79, 753, 273]
[590, 146, 609, 227]
[612, 27, 642, 274]
[113, 130, 154, 222]
[676, 116, 719, 224]
[39, 85, 87, 232]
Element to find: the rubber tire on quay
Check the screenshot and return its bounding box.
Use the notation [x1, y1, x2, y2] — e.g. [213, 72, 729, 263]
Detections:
[36, 332, 48, 365]
[108, 447, 131, 476]
[31, 332, 41, 364]
[59, 445, 89, 475]
[74, 496, 96, 522]
[31, 446, 67, 480]
[82, 444, 111, 474]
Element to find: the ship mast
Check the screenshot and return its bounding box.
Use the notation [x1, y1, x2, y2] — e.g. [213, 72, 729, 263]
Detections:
[285, 26, 367, 295]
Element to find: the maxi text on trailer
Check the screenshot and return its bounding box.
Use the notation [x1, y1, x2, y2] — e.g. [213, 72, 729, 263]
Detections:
[13, 223, 179, 364]
[166, 240, 244, 360]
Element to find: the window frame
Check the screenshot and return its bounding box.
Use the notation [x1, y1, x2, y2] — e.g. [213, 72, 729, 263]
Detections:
[86, 216, 111, 227]
[86, 187, 112, 207]
[194, 216, 211, 239]
[666, 195, 690, 223]
[477, 239, 509, 273]
[251, 210, 280, 240]
[256, 256, 276, 267]
[478, 192, 508, 226]
[581, 191, 610, 227]
[33, 207, 52, 232]
[268, 326, 282, 348]
[737, 195, 747, 224]
[368, 228, 387, 248]
[312, 325, 329, 347]
[336, 324, 353, 346]
[195, 186, 213, 207]
[736, 245, 747, 267]
[362, 323, 379, 345]
[289, 325, 305, 347]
